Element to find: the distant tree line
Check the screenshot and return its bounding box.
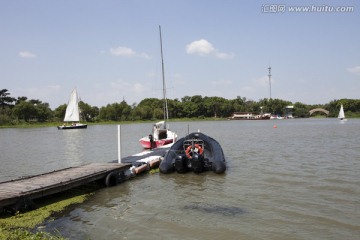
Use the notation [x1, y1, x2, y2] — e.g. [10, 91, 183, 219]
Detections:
[1, 88, 359, 125]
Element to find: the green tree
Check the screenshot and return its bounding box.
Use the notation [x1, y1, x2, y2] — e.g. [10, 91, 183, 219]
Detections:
[181, 98, 199, 118]
[167, 98, 181, 119]
[244, 99, 260, 113]
[98, 100, 132, 121]
[135, 98, 164, 120]
[119, 100, 131, 121]
[180, 95, 204, 118]
[54, 104, 67, 121]
[12, 101, 36, 122]
[153, 108, 164, 119]
[228, 96, 246, 114]
[12, 99, 52, 122]
[203, 96, 228, 117]
[293, 102, 309, 118]
[35, 102, 53, 122]
[0, 89, 16, 108]
[79, 101, 99, 122]
[130, 106, 143, 120]
[258, 98, 293, 116]
[99, 104, 116, 121]
[16, 96, 28, 104]
[0, 89, 16, 125]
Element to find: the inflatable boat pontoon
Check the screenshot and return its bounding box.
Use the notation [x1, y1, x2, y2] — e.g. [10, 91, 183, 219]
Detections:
[159, 132, 226, 174]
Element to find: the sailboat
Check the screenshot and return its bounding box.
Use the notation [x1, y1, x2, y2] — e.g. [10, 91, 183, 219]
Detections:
[57, 88, 87, 130]
[338, 104, 347, 122]
[139, 26, 177, 149]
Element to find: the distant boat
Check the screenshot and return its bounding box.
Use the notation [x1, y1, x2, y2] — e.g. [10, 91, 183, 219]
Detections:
[338, 104, 347, 122]
[57, 88, 87, 130]
[228, 112, 271, 120]
[270, 115, 284, 120]
[139, 26, 177, 148]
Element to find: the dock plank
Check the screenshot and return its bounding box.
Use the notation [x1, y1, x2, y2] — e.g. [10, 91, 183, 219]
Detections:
[0, 163, 131, 209]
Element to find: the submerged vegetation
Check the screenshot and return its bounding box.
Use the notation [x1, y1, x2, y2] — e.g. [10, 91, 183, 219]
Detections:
[0, 184, 100, 240]
[1, 88, 360, 126]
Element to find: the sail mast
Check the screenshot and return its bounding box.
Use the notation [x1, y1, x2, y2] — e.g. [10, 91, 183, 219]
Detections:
[268, 66, 272, 100]
[159, 25, 169, 125]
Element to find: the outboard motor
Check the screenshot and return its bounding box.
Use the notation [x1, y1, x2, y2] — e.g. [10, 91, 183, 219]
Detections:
[190, 153, 204, 173]
[175, 155, 188, 173]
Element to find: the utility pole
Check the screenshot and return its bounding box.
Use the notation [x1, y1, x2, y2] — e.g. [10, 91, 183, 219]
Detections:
[268, 66, 272, 99]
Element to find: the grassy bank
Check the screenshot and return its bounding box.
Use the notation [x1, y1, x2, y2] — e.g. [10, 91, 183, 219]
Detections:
[0, 117, 227, 129]
[0, 184, 100, 240]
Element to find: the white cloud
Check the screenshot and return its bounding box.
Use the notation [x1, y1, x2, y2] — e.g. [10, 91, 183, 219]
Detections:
[347, 66, 360, 75]
[109, 46, 151, 59]
[186, 39, 215, 55]
[110, 46, 135, 56]
[19, 51, 37, 58]
[186, 39, 234, 59]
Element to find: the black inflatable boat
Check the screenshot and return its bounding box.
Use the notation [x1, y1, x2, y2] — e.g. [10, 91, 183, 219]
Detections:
[159, 132, 226, 174]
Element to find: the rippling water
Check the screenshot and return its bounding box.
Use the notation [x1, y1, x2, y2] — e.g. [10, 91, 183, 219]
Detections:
[1, 119, 359, 239]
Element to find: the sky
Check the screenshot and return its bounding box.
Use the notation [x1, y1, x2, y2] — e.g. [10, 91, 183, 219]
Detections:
[0, 0, 359, 109]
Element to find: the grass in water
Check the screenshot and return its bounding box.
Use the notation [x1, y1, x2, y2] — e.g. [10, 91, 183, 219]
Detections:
[0, 183, 101, 240]
[149, 168, 160, 174]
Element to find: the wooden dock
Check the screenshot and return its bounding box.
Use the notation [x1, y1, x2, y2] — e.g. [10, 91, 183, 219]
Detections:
[0, 163, 131, 211]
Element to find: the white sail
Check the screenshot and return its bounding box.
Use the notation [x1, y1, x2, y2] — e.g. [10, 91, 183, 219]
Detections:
[338, 104, 345, 119]
[63, 88, 80, 122]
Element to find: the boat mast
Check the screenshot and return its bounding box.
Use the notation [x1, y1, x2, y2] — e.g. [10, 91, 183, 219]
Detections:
[159, 25, 169, 125]
[268, 66, 272, 99]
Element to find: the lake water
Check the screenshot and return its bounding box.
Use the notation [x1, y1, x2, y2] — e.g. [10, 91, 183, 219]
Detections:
[1, 119, 359, 239]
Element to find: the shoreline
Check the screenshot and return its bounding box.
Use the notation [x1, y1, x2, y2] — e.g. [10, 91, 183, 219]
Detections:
[0, 117, 227, 129]
[1, 116, 357, 129]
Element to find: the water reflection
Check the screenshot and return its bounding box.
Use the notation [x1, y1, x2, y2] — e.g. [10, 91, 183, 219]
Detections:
[61, 129, 85, 166]
[183, 203, 246, 216]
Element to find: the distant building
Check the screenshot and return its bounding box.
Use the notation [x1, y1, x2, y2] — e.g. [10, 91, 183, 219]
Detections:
[285, 106, 294, 118]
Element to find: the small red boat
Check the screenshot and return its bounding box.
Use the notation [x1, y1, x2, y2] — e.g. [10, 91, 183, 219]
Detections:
[139, 27, 177, 149]
[139, 121, 177, 149]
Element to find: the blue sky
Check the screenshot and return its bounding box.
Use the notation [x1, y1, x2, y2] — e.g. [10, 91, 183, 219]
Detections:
[1, 0, 359, 109]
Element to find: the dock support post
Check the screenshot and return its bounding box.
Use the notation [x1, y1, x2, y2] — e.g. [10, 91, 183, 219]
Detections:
[118, 125, 121, 163]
